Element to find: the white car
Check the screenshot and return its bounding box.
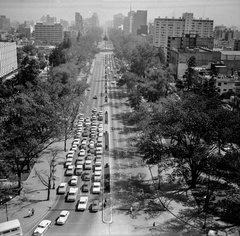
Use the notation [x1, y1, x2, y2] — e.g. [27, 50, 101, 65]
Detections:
[33, 220, 51, 236]
[98, 127, 103, 132]
[70, 176, 78, 186]
[79, 149, 85, 156]
[81, 139, 87, 145]
[58, 183, 67, 194]
[75, 164, 83, 175]
[85, 121, 91, 126]
[76, 127, 83, 133]
[89, 141, 95, 149]
[65, 165, 74, 176]
[78, 117, 84, 122]
[90, 126, 97, 132]
[94, 171, 101, 182]
[56, 211, 70, 225]
[92, 182, 101, 193]
[98, 111, 103, 116]
[65, 158, 73, 167]
[71, 144, 78, 151]
[77, 196, 88, 210]
[95, 162, 102, 171]
[84, 160, 92, 170]
[98, 131, 103, 137]
[92, 108, 97, 113]
[66, 150, 74, 158]
[98, 123, 103, 128]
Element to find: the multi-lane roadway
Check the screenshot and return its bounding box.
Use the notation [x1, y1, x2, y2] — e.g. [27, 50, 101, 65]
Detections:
[28, 43, 153, 235]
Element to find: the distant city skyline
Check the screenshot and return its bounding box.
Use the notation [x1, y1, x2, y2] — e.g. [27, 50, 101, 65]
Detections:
[0, 0, 240, 29]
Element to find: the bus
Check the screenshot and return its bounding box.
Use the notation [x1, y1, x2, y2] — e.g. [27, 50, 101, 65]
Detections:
[0, 219, 23, 236]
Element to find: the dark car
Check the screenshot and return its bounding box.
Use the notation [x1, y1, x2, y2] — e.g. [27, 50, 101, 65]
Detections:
[83, 172, 91, 181]
[82, 183, 89, 192]
[92, 199, 99, 212]
[82, 131, 88, 137]
[93, 95, 97, 99]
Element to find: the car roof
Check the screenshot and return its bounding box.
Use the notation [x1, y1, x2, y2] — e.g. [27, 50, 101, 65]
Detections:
[60, 210, 69, 215]
[60, 182, 67, 186]
[80, 196, 88, 200]
[39, 220, 51, 226]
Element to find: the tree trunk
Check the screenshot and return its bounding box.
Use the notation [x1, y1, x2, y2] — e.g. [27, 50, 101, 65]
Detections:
[64, 122, 67, 152]
[47, 178, 51, 201]
[17, 172, 22, 191]
[190, 170, 198, 189]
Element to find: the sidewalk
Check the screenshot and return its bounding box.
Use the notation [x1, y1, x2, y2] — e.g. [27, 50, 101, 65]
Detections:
[0, 138, 73, 235]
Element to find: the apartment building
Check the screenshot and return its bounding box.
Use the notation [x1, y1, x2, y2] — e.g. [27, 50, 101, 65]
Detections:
[0, 42, 18, 79]
[34, 23, 63, 44]
[153, 13, 214, 50]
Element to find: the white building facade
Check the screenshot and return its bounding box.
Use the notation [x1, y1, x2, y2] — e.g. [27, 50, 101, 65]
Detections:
[153, 13, 214, 50]
[0, 42, 17, 78]
[34, 23, 63, 44]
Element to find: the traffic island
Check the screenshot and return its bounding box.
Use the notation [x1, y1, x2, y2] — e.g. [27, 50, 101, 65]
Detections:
[102, 194, 112, 224]
[102, 163, 112, 223]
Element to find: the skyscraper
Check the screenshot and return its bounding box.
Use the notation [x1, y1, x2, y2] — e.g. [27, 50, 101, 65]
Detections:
[113, 13, 124, 29]
[0, 15, 10, 30]
[91, 12, 99, 27]
[131, 10, 147, 35]
[123, 10, 135, 34]
[75, 12, 83, 33]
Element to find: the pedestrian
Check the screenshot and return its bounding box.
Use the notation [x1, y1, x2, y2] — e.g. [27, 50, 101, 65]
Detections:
[32, 208, 35, 216]
[130, 206, 133, 214]
[153, 222, 156, 227]
[28, 209, 31, 217]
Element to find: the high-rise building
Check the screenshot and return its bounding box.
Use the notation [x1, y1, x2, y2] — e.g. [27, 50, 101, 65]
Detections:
[123, 11, 135, 34]
[75, 12, 83, 33]
[132, 10, 147, 35]
[0, 15, 10, 30]
[113, 13, 124, 29]
[91, 12, 99, 27]
[46, 14, 56, 24]
[34, 23, 63, 44]
[60, 19, 69, 31]
[0, 42, 17, 79]
[153, 13, 214, 50]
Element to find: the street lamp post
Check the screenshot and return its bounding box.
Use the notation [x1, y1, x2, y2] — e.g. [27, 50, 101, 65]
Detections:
[5, 193, 9, 221]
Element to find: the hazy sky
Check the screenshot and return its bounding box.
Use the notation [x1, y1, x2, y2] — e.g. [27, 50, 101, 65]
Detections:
[1, 0, 240, 28]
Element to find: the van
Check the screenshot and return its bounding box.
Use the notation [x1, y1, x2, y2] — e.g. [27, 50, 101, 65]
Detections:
[67, 187, 78, 202]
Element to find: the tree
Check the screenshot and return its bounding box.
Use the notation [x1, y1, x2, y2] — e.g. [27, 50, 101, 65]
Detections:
[186, 56, 197, 90]
[49, 63, 87, 151]
[137, 126, 168, 189]
[34, 148, 61, 200]
[150, 94, 213, 188]
[49, 45, 66, 67]
[130, 42, 159, 77]
[22, 45, 37, 56]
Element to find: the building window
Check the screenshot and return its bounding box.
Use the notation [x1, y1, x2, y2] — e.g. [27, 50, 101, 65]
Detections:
[218, 82, 221, 86]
